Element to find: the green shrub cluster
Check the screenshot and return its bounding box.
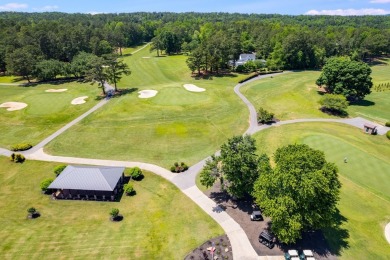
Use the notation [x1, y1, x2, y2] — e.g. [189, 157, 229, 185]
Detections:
[54, 165, 67, 176]
[257, 107, 274, 124]
[385, 121, 390, 127]
[128, 167, 143, 180]
[40, 178, 54, 192]
[27, 207, 36, 214]
[11, 143, 32, 151]
[386, 130, 390, 140]
[10, 153, 25, 163]
[238, 70, 283, 84]
[124, 183, 135, 196]
[110, 208, 119, 218]
[170, 162, 189, 173]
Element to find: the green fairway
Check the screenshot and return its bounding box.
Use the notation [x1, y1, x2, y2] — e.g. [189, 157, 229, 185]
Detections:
[240, 71, 333, 120]
[252, 122, 390, 259]
[46, 46, 248, 168]
[0, 158, 223, 259]
[0, 82, 99, 149]
[0, 75, 27, 84]
[241, 60, 390, 123]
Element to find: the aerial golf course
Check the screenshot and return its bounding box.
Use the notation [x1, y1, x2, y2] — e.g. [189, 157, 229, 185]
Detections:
[0, 44, 389, 259]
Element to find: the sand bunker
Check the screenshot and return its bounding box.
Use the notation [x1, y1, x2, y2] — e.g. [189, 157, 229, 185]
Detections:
[142, 57, 151, 59]
[0, 102, 28, 111]
[71, 96, 88, 105]
[45, 89, 68, 92]
[138, 90, 158, 99]
[183, 84, 206, 92]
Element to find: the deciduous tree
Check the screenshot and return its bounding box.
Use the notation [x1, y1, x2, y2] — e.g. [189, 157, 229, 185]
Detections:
[252, 144, 341, 244]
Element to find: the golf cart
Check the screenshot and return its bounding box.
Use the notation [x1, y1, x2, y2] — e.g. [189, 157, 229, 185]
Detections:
[250, 210, 263, 221]
[259, 230, 276, 249]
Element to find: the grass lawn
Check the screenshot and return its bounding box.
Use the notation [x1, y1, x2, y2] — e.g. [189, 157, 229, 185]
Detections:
[240, 71, 333, 120]
[46, 46, 249, 168]
[252, 122, 390, 259]
[241, 59, 390, 123]
[0, 75, 27, 84]
[0, 82, 99, 149]
[0, 158, 223, 259]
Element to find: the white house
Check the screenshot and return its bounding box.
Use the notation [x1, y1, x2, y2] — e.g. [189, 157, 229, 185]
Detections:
[236, 53, 256, 66]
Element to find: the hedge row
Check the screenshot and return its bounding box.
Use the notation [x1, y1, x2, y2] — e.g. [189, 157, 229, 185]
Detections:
[11, 143, 32, 151]
[238, 70, 283, 84]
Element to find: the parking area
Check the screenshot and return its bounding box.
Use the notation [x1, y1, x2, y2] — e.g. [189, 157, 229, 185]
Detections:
[205, 185, 337, 260]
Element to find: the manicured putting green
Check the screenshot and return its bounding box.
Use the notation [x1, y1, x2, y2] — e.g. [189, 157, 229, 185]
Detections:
[303, 134, 390, 201]
[23, 93, 73, 115]
[150, 87, 209, 106]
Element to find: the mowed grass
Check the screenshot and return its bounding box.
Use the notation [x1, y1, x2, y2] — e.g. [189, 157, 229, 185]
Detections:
[240, 71, 332, 120]
[0, 75, 27, 84]
[0, 158, 223, 259]
[0, 82, 99, 149]
[46, 46, 248, 168]
[241, 60, 390, 123]
[252, 122, 390, 259]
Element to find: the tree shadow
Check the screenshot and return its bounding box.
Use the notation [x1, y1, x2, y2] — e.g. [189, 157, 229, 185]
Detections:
[321, 209, 350, 256]
[208, 189, 255, 214]
[349, 99, 375, 107]
[320, 108, 349, 118]
[112, 88, 138, 98]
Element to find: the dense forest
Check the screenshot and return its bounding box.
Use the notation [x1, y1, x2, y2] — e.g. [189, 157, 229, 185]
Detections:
[0, 12, 389, 81]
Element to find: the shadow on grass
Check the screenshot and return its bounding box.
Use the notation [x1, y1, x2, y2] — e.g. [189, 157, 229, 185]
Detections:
[320, 108, 349, 118]
[349, 99, 375, 107]
[19, 77, 84, 87]
[322, 209, 350, 256]
[94, 88, 138, 100]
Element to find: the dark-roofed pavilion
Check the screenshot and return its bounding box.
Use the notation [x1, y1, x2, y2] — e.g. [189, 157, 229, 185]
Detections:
[48, 165, 125, 201]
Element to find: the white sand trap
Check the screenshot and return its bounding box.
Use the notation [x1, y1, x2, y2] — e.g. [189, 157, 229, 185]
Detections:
[0, 102, 28, 111]
[71, 96, 88, 105]
[142, 57, 151, 59]
[45, 89, 68, 92]
[138, 90, 158, 99]
[183, 84, 206, 92]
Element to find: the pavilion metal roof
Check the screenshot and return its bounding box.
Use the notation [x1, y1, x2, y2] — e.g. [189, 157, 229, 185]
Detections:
[48, 165, 124, 191]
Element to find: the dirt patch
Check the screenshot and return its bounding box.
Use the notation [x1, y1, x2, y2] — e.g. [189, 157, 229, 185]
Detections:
[0, 102, 28, 111]
[183, 84, 206, 92]
[184, 234, 233, 260]
[71, 96, 88, 105]
[138, 90, 158, 98]
[45, 88, 68, 92]
[204, 182, 337, 259]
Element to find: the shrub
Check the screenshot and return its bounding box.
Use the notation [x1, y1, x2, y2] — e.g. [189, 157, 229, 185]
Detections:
[319, 94, 348, 115]
[40, 178, 54, 192]
[54, 165, 66, 176]
[11, 143, 32, 151]
[257, 107, 274, 124]
[386, 121, 390, 127]
[27, 207, 36, 214]
[10, 153, 25, 163]
[387, 130, 390, 140]
[170, 162, 189, 173]
[110, 208, 119, 218]
[124, 183, 135, 196]
[129, 167, 143, 180]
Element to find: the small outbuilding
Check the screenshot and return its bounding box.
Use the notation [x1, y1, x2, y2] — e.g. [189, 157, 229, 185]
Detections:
[48, 165, 125, 201]
[363, 123, 377, 135]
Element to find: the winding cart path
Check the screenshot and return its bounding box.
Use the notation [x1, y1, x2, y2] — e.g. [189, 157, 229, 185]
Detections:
[2, 59, 389, 259]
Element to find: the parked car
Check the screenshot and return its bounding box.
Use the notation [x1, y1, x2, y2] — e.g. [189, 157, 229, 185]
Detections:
[250, 210, 263, 221]
[259, 230, 276, 249]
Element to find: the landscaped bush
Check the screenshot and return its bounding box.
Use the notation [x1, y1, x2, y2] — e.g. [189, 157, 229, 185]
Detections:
[124, 183, 135, 196]
[128, 167, 143, 180]
[27, 207, 39, 219]
[10, 153, 25, 163]
[54, 165, 67, 176]
[387, 130, 390, 140]
[11, 143, 32, 151]
[170, 162, 189, 173]
[257, 107, 274, 124]
[109, 208, 122, 221]
[40, 178, 54, 192]
[385, 121, 390, 127]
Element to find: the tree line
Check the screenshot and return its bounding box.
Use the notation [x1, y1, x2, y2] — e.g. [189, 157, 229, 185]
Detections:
[0, 12, 389, 81]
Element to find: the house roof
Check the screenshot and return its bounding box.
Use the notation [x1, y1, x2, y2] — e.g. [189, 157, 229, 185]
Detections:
[48, 165, 124, 191]
[238, 53, 256, 61]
